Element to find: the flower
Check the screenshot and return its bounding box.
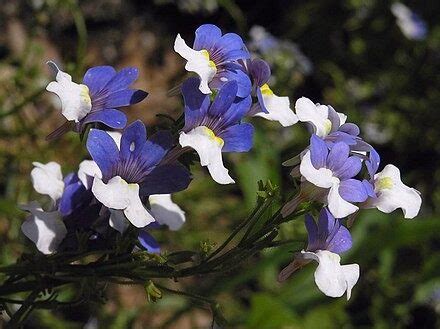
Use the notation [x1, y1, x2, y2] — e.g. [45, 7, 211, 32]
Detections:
[391, 3, 427, 41]
[291, 135, 370, 218]
[295, 97, 370, 151]
[149, 194, 186, 231]
[364, 149, 422, 219]
[86, 120, 191, 229]
[174, 24, 251, 97]
[179, 77, 254, 184]
[46, 61, 148, 134]
[20, 201, 67, 255]
[31, 161, 65, 203]
[278, 208, 359, 300]
[245, 59, 298, 127]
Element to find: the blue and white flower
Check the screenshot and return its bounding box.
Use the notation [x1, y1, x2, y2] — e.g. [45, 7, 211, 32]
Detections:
[295, 97, 370, 151]
[278, 208, 359, 300]
[364, 149, 422, 219]
[292, 135, 370, 218]
[46, 62, 148, 134]
[179, 77, 254, 184]
[391, 3, 427, 41]
[246, 59, 298, 127]
[86, 120, 191, 229]
[174, 24, 251, 97]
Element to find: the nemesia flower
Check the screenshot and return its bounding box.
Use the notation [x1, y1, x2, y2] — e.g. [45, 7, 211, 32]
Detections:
[31, 161, 64, 203]
[391, 3, 427, 40]
[174, 24, 251, 97]
[179, 77, 254, 184]
[278, 208, 359, 300]
[20, 201, 67, 255]
[86, 120, 191, 229]
[149, 194, 186, 231]
[245, 59, 298, 127]
[46, 62, 148, 134]
[286, 135, 370, 218]
[363, 149, 422, 219]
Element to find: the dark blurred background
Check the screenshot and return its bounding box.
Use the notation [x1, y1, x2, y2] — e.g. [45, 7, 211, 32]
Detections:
[0, 0, 439, 328]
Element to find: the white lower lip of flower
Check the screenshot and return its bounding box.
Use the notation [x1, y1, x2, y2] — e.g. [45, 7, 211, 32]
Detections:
[372, 164, 422, 219]
[301, 250, 360, 300]
[327, 179, 359, 218]
[174, 34, 217, 94]
[254, 84, 298, 127]
[109, 209, 130, 234]
[31, 161, 65, 203]
[149, 194, 186, 231]
[46, 65, 92, 122]
[295, 97, 331, 137]
[78, 160, 102, 190]
[179, 126, 235, 184]
[92, 176, 155, 228]
[299, 151, 334, 188]
[20, 201, 67, 255]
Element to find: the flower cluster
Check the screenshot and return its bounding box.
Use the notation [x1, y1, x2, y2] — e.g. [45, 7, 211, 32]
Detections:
[20, 24, 422, 302]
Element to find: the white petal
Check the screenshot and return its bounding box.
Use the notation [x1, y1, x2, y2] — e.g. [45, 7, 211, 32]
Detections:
[174, 34, 216, 94]
[20, 202, 67, 254]
[109, 209, 130, 234]
[254, 87, 298, 127]
[328, 181, 359, 218]
[78, 160, 102, 190]
[123, 184, 155, 228]
[149, 194, 186, 231]
[46, 64, 92, 122]
[31, 161, 65, 202]
[295, 97, 331, 137]
[92, 176, 130, 210]
[373, 164, 422, 219]
[302, 250, 359, 299]
[337, 112, 347, 125]
[299, 151, 334, 188]
[179, 127, 234, 184]
[107, 131, 122, 149]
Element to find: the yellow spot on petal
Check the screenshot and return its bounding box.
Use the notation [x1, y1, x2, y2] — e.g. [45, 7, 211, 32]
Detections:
[201, 49, 217, 69]
[260, 84, 274, 96]
[203, 127, 224, 147]
[80, 84, 92, 107]
[323, 119, 332, 135]
[376, 177, 394, 190]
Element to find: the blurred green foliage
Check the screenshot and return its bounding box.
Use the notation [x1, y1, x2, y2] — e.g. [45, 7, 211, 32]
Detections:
[0, 0, 439, 328]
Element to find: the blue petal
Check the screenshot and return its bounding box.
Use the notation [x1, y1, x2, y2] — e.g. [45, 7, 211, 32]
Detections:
[105, 89, 148, 108]
[82, 109, 127, 129]
[327, 106, 341, 133]
[318, 208, 336, 241]
[209, 80, 238, 117]
[182, 77, 210, 131]
[210, 63, 252, 98]
[339, 123, 360, 136]
[333, 156, 362, 180]
[362, 179, 376, 198]
[221, 95, 252, 127]
[120, 120, 147, 161]
[366, 148, 380, 177]
[104, 67, 139, 93]
[64, 172, 78, 186]
[213, 33, 249, 63]
[138, 231, 160, 253]
[310, 135, 328, 169]
[327, 142, 350, 172]
[256, 88, 269, 114]
[59, 181, 88, 216]
[220, 123, 254, 153]
[83, 66, 116, 96]
[249, 59, 271, 87]
[305, 214, 319, 251]
[338, 179, 368, 202]
[139, 164, 191, 196]
[86, 129, 120, 179]
[193, 24, 222, 51]
[326, 223, 352, 254]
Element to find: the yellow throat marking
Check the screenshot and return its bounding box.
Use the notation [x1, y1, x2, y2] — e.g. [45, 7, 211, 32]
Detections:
[323, 119, 332, 135]
[260, 83, 274, 96]
[80, 84, 92, 106]
[377, 177, 394, 190]
[201, 50, 217, 69]
[203, 127, 224, 147]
